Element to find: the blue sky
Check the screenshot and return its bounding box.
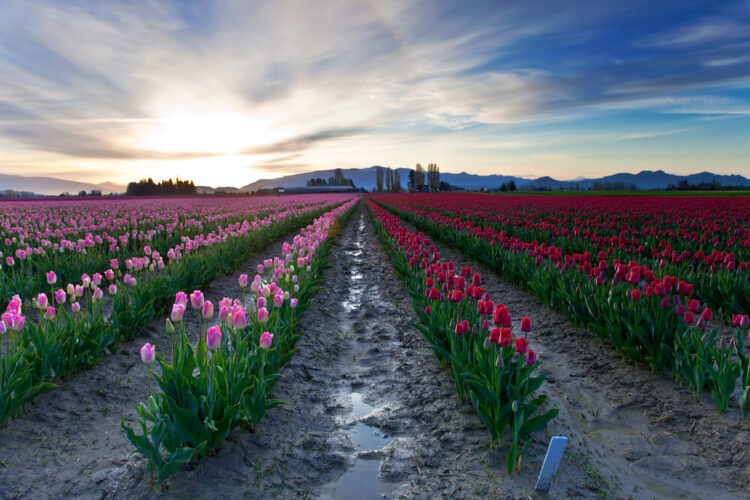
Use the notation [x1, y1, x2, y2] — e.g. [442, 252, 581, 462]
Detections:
[0, 0, 748, 186]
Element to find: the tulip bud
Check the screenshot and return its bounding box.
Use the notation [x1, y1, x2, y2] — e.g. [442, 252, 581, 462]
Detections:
[202, 300, 214, 319]
[140, 343, 155, 364]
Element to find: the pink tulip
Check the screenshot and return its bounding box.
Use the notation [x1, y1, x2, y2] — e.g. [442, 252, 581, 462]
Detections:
[219, 305, 232, 322]
[290, 298, 298, 309]
[67, 283, 75, 296]
[72, 302, 80, 313]
[35, 293, 48, 310]
[111, 259, 119, 269]
[104, 269, 115, 280]
[109, 284, 117, 295]
[257, 264, 264, 274]
[55, 289, 66, 304]
[175, 291, 188, 307]
[140, 343, 155, 364]
[46, 270, 57, 285]
[257, 296, 266, 309]
[0, 321, 5, 335]
[92, 273, 103, 287]
[44, 306, 56, 320]
[75, 285, 84, 297]
[238, 274, 248, 288]
[202, 300, 214, 319]
[190, 290, 204, 309]
[171, 303, 185, 322]
[92, 287, 103, 302]
[234, 309, 247, 329]
[206, 326, 222, 350]
[257, 307, 269, 324]
[273, 293, 283, 308]
[259, 331, 274, 349]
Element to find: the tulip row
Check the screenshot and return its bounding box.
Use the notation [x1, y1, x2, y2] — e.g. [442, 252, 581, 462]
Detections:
[0, 195, 345, 304]
[0, 197, 354, 424]
[373, 196, 750, 414]
[389, 194, 750, 319]
[367, 199, 556, 474]
[122, 198, 359, 483]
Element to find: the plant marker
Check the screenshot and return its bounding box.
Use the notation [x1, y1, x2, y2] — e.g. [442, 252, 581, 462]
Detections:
[535, 436, 568, 492]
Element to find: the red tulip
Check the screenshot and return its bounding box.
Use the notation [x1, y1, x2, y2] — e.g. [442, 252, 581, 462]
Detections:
[515, 337, 529, 354]
[521, 316, 531, 333]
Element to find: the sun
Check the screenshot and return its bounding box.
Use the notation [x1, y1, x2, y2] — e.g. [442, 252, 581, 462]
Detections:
[137, 111, 270, 155]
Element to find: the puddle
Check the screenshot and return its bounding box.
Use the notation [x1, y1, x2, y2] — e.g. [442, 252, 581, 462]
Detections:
[351, 392, 372, 418]
[342, 213, 366, 312]
[323, 391, 392, 499]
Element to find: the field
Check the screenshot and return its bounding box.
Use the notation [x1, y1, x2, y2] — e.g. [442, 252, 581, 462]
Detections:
[0, 193, 748, 498]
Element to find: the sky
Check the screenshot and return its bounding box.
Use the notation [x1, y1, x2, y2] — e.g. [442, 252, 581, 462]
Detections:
[0, 0, 749, 188]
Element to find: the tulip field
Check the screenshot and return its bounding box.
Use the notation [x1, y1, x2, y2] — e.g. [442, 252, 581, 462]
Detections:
[371, 193, 750, 415]
[1, 191, 749, 497]
[0, 195, 354, 424]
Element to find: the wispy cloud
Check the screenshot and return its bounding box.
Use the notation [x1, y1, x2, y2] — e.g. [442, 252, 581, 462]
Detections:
[239, 127, 367, 155]
[0, 0, 748, 185]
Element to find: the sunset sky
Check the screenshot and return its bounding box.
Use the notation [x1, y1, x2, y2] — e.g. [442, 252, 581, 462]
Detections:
[0, 0, 749, 187]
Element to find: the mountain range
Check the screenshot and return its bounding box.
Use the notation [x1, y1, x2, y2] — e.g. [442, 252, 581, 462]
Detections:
[0, 173, 126, 196]
[1, 168, 748, 196]
[240, 167, 750, 192]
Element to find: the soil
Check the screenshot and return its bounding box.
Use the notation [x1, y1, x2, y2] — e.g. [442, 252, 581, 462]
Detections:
[0, 202, 747, 499]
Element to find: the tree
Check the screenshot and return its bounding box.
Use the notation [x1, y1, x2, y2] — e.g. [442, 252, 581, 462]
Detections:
[408, 169, 415, 191]
[393, 170, 402, 192]
[427, 163, 440, 192]
[415, 163, 425, 191]
[386, 167, 393, 192]
[375, 167, 384, 192]
[126, 177, 196, 196]
[333, 168, 346, 186]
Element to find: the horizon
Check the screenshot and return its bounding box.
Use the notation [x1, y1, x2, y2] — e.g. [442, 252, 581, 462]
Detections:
[1, 1, 749, 187]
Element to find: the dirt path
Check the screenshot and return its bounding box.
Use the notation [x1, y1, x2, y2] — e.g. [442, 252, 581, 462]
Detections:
[397, 216, 750, 499]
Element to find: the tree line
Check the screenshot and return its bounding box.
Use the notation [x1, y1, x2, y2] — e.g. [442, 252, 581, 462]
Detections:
[375, 163, 442, 192]
[126, 178, 196, 196]
[306, 168, 356, 187]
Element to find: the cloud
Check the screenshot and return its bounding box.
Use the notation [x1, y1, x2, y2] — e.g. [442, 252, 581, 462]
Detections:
[249, 163, 312, 173]
[238, 128, 367, 155]
[0, 0, 749, 185]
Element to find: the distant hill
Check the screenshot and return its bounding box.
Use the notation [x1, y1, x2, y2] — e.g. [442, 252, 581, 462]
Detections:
[2, 168, 748, 196]
[196, 185, 246, 195]
[0, 173, 126, 196]
[242, 167, 750, 192]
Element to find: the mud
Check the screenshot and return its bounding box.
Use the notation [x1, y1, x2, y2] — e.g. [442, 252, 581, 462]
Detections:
[1, 202, 747, 499]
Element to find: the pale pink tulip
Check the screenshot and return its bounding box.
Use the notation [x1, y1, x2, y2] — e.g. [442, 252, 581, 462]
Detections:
[206, 326, 222, 350]
[259, 331, 273, 349]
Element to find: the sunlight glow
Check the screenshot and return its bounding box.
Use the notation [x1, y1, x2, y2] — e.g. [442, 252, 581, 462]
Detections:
[136, 111, 271, 155]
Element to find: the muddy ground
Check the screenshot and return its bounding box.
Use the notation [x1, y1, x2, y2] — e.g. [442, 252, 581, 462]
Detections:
[1, 202, 748, 499]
